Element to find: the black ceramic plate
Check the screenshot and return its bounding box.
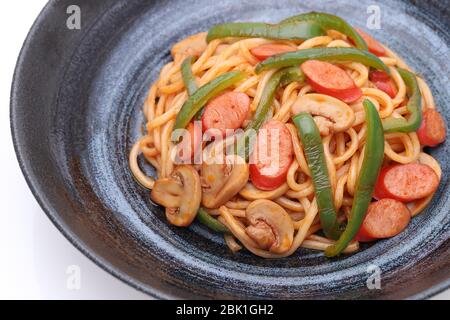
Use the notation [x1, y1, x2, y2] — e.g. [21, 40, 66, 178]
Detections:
[11, 0, 450, 299]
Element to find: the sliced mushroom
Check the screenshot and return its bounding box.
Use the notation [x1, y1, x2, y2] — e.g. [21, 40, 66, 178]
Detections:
[245, 199, 294, 254]
[171, 32, 207, 60]
[201, 155, 249, 209]
[291, 93, 355, 135]
[239, 182, 289, 201]
[151, 165, 201, 227]
[312, 115, 334, 136]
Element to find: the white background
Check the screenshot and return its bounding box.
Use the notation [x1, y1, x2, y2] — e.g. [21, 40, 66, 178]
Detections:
[0, 0, 148, 300]
[0, 0, 448, 300]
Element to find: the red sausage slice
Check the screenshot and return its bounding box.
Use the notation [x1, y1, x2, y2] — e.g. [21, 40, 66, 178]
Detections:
[417, 109, 446, 147]
[356, 28, 386, 57]
[374, 163, 440, 202]
[344, 208, 376, 242]
[250, 120, 294, 191]
[202, 91, 250, 137]
[176, 122, 202, 162]
[372, 79, 397, 98]
[369, 70, 390, 82]
[369, 70, 397, 98]
[354, 228, 376, 243]
[358, 199, 411, 239]
[301, 60, 362, 103]
[250, 44, 296, 61]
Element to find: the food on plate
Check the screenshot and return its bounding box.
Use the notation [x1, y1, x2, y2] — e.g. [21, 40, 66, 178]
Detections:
[129, 11, 445, 258]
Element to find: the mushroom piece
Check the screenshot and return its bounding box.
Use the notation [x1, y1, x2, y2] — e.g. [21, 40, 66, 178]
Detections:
[291, 93, 355, 135]
[239, 182, 289, 201]
[151, 165, 201, 227]
[245, 199, 294, 254]
[171, 32, 208, 60]
[201, 155, 249, 209]
[312, 116, 334, 136]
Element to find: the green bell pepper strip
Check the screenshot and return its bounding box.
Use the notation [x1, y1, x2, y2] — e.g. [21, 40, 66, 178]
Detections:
[180, 56, 205, 120]
[206, 21, 325, 42]
[246, 67, 305, 132]
[237, 67, 305, 160]
[382, 68, 422, 133]
[325, 99, 384, 257]
[181, 56, 198, 96]
[292, 113, 341, 240]
[196, 208, 229, 233]
[174, 71, 245, 131]
[281, 11, 368, 51]
[255, 47, 389, 74]
[280, 66, 306, 87]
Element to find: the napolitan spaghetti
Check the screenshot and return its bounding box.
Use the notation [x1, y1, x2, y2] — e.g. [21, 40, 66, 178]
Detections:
[129, 12, 445, 258]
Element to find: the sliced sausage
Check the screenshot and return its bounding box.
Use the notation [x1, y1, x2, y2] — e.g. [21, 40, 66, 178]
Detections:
[202, 91, 250, 137]
[250, 44, 296, 61]
[357, 199, 411, 239]
[301, 60, 362, 103]
[374, 163, 440, 202]
[250, 120, 294, 191]
[354, 228, 376, 243]
[369, 70, 397, 98]
[417, 109, 446, 147]
[176, 122, 202, 162]
[356, 28, 386, 57]
[369, 70, 390, 82]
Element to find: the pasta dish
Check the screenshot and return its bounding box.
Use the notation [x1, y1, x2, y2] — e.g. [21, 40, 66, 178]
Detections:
[129, 12, 445, 258]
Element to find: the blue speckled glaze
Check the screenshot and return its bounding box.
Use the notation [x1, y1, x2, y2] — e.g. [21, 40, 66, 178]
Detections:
[11, 0, 450, 299]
